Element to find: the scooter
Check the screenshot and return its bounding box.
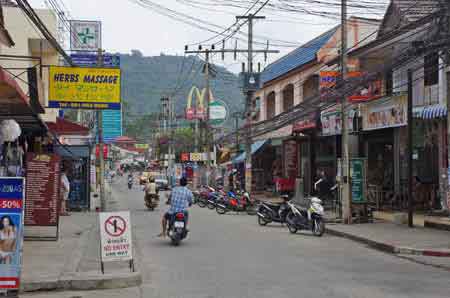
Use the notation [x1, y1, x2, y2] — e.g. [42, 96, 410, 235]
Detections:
[167, 211, 189, 246]
[285, 196, 325, 236]
[197, 186, 215, 208]
[216, 190, 256, 215]
[144, 193, 159, 211]
[256, 195, 290, 226]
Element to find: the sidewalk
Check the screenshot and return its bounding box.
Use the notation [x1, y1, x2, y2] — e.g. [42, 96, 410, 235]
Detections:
[326, 221, 450, 269]
[20, 183, 142, 293]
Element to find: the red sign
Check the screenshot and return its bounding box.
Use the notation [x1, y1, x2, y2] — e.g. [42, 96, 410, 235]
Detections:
[95, 144, 108, 159]
[25, 153, 61, 226]
[347, 72, 382, 102]
[181, 153, 190, 162]
[104, 215, 127, 237]
[292, 118, 317, 133]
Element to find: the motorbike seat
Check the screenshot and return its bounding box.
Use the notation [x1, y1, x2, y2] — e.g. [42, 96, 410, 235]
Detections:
[265, 201, 283, 207]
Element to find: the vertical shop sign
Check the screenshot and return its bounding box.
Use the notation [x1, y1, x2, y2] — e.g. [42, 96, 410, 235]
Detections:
[350, 158, 366, 203]
[283, 140, 298, 178]
[24, 154, 61, 229]
[0, 177, 24, 291]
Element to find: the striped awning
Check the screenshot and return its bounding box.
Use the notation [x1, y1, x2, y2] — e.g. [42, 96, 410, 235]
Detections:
[413, 104, 447, 119]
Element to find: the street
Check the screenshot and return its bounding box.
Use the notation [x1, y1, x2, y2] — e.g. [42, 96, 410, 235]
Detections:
[25, 178, 450, 298]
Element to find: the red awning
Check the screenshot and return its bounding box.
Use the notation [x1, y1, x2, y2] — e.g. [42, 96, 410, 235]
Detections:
[46, 118, 89, 136]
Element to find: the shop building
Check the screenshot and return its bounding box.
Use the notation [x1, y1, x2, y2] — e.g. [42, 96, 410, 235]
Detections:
[252, 17, 380, 195]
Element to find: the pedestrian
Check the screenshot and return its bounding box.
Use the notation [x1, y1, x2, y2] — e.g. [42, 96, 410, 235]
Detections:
[61, 168, 70, 216]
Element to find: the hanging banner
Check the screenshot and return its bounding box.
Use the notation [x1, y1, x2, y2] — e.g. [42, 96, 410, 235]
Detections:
[0, 177, 24, 291]
[48, 66, 121, 110]
[361, 94, 407, 131]
[347, 72, 383, 102]
[25, 154, 61, 227]
[320, 71, 339, 99]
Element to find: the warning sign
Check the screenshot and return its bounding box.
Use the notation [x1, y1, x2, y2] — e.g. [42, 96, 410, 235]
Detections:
[99, 211, 132, 262]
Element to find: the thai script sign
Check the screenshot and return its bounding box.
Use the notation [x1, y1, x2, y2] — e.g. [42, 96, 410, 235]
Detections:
[48, 66, 121, 110]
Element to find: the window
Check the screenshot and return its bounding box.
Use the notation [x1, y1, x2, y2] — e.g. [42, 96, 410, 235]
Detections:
[424, 52, 439, 86]
[266, 92, 276, 119]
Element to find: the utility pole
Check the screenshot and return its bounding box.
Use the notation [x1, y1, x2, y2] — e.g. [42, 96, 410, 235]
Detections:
[185, 14, 278, 191]
[205, 49, 212, 186]
[340, 0, 351, 223]
[237, 14, 265, 193]
[97, 48, 106, 211]
[407, 70, 414, 227]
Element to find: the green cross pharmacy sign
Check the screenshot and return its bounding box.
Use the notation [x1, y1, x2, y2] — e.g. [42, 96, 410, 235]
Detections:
[70, 20, 101, 51]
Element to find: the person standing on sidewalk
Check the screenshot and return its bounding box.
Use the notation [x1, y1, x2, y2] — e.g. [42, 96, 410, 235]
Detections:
[61, 168, 70, 216]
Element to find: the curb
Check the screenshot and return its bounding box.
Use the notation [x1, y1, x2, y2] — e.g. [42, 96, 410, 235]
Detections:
[325, 227, 450, 257]
[20, 271, 142, 293]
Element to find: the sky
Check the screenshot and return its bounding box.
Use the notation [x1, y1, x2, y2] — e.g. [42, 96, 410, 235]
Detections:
[29, 0, 389, 73]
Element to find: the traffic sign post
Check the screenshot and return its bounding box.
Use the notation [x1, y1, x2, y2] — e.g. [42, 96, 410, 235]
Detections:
[99, 211, 134, 273]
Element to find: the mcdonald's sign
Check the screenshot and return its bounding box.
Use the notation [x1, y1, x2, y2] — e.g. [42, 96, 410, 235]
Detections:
[186, 86, 214, 120]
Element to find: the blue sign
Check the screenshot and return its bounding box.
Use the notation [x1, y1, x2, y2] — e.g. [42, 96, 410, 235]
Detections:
[102, 110, 122, 144]
[70, 53, 120, 67]
[0, 177, 24, 290]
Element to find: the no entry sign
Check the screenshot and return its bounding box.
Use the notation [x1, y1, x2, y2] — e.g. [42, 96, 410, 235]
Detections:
[99, 211, 132, 262]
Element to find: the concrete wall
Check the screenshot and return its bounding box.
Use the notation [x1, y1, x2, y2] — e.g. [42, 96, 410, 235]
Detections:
[1, 6, 59, 122]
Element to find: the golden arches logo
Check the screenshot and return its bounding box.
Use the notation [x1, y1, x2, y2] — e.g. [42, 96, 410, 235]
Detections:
[186, 86, 215, 120]
[187, 86, 206, 110]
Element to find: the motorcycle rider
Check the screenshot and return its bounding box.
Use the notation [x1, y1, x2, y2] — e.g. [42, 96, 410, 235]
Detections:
[128, 173, 133, 189]
[157, 177, 193, 238]
[145, 176, 158, 204]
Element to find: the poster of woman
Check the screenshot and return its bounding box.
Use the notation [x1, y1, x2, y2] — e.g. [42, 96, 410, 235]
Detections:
[0, 215, 18, 264]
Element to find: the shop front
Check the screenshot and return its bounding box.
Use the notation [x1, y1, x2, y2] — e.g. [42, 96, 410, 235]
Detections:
[54, 145, 91, 211]
[360, 94, 407, 211]
[412, 104, 447, 211]
[292, 111, 319, 195]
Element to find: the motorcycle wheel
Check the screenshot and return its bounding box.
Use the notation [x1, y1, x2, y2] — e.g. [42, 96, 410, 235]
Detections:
[171, 238, 180, 246]
[216, 205, 227, 214]
[312, 218, 325, 237]
[286, 212, 298, 234]
[246, 205, 257, 216]
[207, 202, 215, 210]
[257, 215, 269, 226]
[197, 199, 207, 208]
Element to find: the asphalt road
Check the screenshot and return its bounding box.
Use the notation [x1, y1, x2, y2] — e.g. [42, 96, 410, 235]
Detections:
[25, 177, 450, 298]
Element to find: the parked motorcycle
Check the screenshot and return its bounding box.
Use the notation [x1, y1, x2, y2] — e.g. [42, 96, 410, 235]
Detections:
[285, 197, 325, 236]
[196, 186, 214, 208]
[256, 195, 290, 226]
[167, 212, 189, 246]
[144, 193, 159, 211]
[216, 190, 256, 215]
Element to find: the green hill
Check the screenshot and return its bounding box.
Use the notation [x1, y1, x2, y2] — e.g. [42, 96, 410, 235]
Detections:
[120, 50, 244, 140]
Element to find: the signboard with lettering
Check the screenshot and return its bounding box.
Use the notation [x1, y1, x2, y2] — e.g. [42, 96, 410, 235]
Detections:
[48, 66, 121, 110]
[25, 154, 61, 227]
[0, 177, 24, 291]
[99, 211, 133, 262]
[283, 140, 298, 178]
[350, 158, 366, 203]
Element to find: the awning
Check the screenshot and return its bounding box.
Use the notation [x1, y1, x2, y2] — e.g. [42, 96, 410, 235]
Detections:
[413, 104, 447, 119]
[232, 140, 267, 164]
[0, 67, 46, 133]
